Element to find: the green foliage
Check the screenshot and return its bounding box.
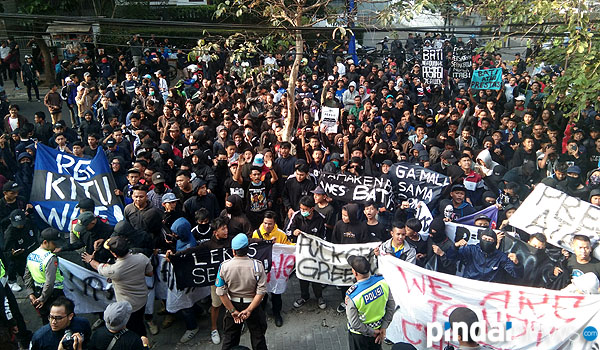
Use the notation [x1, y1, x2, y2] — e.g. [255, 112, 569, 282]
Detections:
[18, 0, 79, 15]
[466, 0, 600, 113]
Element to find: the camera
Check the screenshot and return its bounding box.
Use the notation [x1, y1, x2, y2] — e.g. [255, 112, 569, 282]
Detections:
[61, 329, 83, 350]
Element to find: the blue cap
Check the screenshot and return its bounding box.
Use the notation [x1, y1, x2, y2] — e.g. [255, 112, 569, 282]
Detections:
[231, 233, 249, 250]
[567, 165, 581, 175]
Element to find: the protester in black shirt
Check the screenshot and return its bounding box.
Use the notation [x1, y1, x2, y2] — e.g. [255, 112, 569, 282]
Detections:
[404, 218, 427, 267]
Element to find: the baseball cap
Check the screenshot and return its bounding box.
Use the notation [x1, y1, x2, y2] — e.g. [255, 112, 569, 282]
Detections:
[382, 159, 393, 166]
[253, 154, 264, 167]
[567, 165, 581, 174]
[127, 167, 140, 175]
[10, 209, 26, 227]
[106, 138, 116, 147]
[515, 95, 526, 101]
[231, 233, 249, 250]
[162, 192, 179, 204]
[347, 255, 370, 274]
[330, 153, 342, 161]
[2, 180, 20, 192]
[41, 227, 61, 241]
[590, 189, 600, 200]
[474, 214, 491, 222]
[152, 172, 166, 184]
[73, 211, 96, 233]
[217, 74, 224, 79]
[130, 67, 138, 73]
[143, 74, 152, 79]
[104, 301, 132, 332]
[104, 236, 129, 255]
[83, 72, 91, 77]
[76, 198, 95, 211]
[440, 150, 457, 163]
[311, 186, 326, 195]
[450, 184, 467, 193]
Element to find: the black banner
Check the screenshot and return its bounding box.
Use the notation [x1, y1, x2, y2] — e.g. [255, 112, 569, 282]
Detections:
[169, 241, 273, 290]
[388, 162, 450, 205]
[317, 172, 394, 209]
[451, 47, 472, 80]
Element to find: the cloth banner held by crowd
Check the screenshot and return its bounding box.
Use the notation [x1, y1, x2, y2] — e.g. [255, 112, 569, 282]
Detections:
[388, 162, 450, 206]
[412, 200, 433, 241]
[470, 68, 503, 90]
[318, 172, 394, 210]
[295, 233, 379, 286]
[509, 184, 600, 253]
[168, 241, 274, 290]
[421, 48, 444, 85]
[381, 255, 600, 349]
[451, 47, 472, 81]
[454, 205, 499, 228]
[58, 256, 210, 314]
[31, 144, 124, 232]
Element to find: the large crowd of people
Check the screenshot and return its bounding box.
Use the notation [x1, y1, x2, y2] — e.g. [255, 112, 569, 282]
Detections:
[1, 31, 600, 350]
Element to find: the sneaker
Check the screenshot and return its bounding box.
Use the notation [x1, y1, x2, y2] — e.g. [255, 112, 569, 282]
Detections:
[210, 329, 221, 344]
[293, 298, 308, 308]
[274, 314, 283, 327]
[147, 320, 159, 335]
[318, 297, 327, 310]
[9, 282, 22, 292]
[91, 318, 104, 330]
[384, 338, 393, 345]
[36, 99, 41, 103]
[336, 302, 346, 313]
[179, 328, 199, 343]
[161, 314, 176, 329]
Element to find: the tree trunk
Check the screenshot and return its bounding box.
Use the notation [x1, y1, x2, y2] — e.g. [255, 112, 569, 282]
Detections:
[283, 29, 303, 142]
[35, 37, 54, 86]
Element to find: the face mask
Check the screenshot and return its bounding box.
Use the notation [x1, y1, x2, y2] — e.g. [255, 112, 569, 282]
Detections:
[198, 223, 210, 232]
[150, 91, 154, 96]
[226, 206, 234, 214]
[217, 160, 228, 167]
[301, 210, 310, 217]
[567, 176, 580, 189]
[480, 239, 496, 254]
[332, 160, 339, 167]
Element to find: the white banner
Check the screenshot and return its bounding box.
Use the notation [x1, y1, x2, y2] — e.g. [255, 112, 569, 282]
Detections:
[320, 106, 339, 134]
[295, 233, 379, 286]
[509, 184, 600, 251]
[59, 255, 209, 314]
[267, 244, 296, 294]
[413, 200, 433, 241]
[380, 255, 600, 350]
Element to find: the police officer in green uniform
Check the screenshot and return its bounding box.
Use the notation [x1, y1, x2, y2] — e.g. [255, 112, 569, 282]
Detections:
[345, 255, 395, 350]
[24, 228, 64, 324]
[216, 233, 268, 350]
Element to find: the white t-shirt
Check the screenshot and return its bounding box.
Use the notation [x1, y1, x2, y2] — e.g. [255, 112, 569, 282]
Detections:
[8, 117, 18, 132]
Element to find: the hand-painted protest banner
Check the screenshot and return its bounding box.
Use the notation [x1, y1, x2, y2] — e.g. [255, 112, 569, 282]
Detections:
[451, 47, 472, 80]
[31, 144, 123, 232]
[455, 205, 499, 228]
[318, 172, 394, 209]
[421, 49, 444, 85]
[59, 255, 210, 314]
[470, 68, 502, 90]
[381, 255, 600, 350]
[169, 241, 273, 289]
[320, 106, 340, 134]
[295, 233, 379, 286]
[388, 162, 450, 205]
[509, 184, 600, 251]
[412, 200, 433, 240]
[267, 244, 296, 294]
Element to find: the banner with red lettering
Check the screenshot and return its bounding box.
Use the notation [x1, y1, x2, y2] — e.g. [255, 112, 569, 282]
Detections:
[267, 244, 296, 294]
[380, 255, 600, 349]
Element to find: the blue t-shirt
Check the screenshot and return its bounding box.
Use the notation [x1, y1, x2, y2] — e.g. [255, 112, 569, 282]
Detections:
[30, 316, 91, 350]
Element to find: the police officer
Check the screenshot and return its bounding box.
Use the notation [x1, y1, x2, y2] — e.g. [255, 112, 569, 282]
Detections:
[345, 255, 395, 350]
[216, 233, 268, 350]
[24, 228, 64, 324]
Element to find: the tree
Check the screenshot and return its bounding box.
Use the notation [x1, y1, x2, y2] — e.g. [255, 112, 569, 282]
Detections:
[471, 0, 600, 115]
[214, 0, 337, 141]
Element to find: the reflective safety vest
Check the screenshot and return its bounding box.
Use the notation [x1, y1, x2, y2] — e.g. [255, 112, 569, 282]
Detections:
[26, 247, 64, 290]
[0, 259, 6, 286]
[346, 275, 390, 334]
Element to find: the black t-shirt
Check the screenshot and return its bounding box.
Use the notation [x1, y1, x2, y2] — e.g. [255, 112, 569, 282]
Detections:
[243, 180, 271, 213]
[224, 177, 245, 200]
[406, 235, 428, 267]
[89, 327, 144, 350]
[366, 222, 388, 242]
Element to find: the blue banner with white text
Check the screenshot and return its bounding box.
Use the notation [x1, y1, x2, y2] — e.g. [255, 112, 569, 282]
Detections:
[31, 144, 123, 232]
